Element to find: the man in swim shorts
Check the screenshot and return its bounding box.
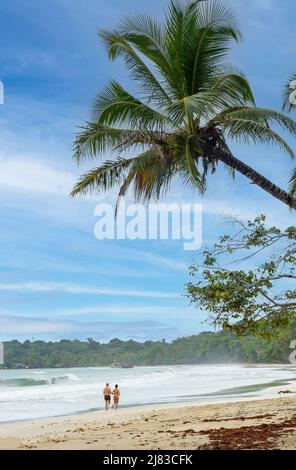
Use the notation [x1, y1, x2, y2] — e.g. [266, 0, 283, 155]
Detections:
[103, 382, 112, 410]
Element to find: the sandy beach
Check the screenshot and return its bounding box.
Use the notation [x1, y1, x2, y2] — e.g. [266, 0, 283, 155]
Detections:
[1, 394, 296, 450]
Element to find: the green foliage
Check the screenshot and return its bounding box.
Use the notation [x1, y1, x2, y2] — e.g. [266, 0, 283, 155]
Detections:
[4, 325, 296, 368]
[72, 0, 296, 208]
[186, 215, 296, 338]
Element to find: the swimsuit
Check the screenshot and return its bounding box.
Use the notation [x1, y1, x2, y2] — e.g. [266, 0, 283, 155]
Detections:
[113, 390, 120, 402]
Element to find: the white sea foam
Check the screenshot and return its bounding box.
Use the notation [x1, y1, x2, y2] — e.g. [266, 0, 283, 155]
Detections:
[0, 365, 295, 423]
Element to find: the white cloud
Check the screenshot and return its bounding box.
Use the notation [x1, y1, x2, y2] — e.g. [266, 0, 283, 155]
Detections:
[0, 281, 180, 299]
[0, 314, 178, 341]
[0, 157, 75, 195]
[57, 305, 192, 317]
[0, 315, 70, 334]
[130, 249, 187, 271]
[202, 198, 292, 228]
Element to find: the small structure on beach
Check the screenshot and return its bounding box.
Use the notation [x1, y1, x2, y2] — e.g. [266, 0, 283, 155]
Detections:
[111, 361, 122, 368]
[111, 361, 134, 369]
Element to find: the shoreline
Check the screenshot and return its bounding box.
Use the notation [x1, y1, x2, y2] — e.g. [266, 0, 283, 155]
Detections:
[1, 364, 296, 449]
[1, 368, 296, 427]
[1, 362, 294, 370]
[1, 394, 296, 450]
[0, 395, 273, 427]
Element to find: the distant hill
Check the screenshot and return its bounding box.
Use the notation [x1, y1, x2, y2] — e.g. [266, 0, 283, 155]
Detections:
[3, 325, 296, 368]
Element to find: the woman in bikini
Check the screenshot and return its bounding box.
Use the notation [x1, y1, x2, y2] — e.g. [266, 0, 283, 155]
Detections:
[112, 384, 120, 410]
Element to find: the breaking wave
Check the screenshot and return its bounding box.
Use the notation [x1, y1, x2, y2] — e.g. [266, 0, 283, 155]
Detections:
[0, 374, 80, 387]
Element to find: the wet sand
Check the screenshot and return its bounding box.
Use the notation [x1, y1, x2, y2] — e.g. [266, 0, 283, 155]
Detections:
[1, 394, 296, 450]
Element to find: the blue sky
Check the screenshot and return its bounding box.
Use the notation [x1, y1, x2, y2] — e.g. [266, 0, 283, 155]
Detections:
[0, 0, 295, 342]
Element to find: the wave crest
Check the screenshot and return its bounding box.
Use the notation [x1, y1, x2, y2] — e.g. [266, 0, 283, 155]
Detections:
[0, 373, 80, 387]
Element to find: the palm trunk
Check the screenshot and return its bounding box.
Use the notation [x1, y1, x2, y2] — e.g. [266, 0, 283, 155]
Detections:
[210, 148, 296, 210]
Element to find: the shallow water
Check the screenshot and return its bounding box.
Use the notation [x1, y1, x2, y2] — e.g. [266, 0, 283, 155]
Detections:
[0, 364, 295, 423]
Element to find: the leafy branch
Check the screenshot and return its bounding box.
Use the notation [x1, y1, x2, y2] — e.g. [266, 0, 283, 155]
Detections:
[186, 215, 296, 338]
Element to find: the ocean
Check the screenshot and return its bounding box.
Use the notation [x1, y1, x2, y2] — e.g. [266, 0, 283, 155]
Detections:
[0, 364, 295, 423]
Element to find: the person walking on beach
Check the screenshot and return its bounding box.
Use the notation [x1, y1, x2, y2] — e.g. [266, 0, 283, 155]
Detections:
[112, 384, 120, 410]
[103, 383, 112, 410]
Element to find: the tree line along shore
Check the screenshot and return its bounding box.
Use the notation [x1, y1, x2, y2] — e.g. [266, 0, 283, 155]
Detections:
[3, 324, 296, 369]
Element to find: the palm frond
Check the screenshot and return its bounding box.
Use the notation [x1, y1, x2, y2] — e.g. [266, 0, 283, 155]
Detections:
[73, 123, 128, 163]
[70, 156, 135, 197]
[195, 0, 240, 30]
[114, 14, 176, 94]
[167, 73, 254, 125]
[115, 170, 136, 215]
[198, 73, 255, 121]
[283, 72, 296, 111]
[71, 147, 175, 203]
[93, 80, 175, 130]
[289, 167, 296, 196]
[219, 107, 296, 136]
[185, 137, 204, 191]
[165, 0, 241, 96]
[99, 30, 173, 105]
[131, 147, 174, 202]
[73, 122, 164, 163]
[210, 73, 255, 106]
[223, 118, 295, 158]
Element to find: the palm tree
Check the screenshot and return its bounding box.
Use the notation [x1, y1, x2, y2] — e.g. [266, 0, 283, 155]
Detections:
[71, 0, 296, 210]
[283, 73, 296, 196]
